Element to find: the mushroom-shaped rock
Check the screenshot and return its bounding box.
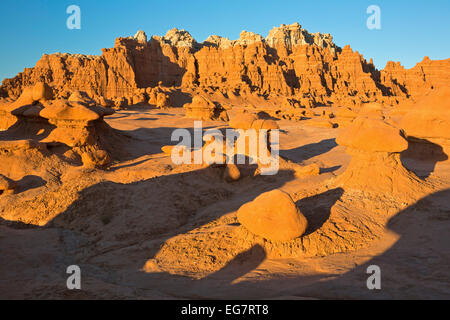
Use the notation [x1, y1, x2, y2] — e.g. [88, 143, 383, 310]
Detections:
[337, 117, 408, 153]
[229, 113, 258, 130]
[335, 116, 425, 198]
[237, 189, 308, 241]
[0, 174, 17, 195]
[40, 100, 101, 122]
[37, 99, 115, 149]
[184, 95, 226, 120]
[229, 113, 279, 131]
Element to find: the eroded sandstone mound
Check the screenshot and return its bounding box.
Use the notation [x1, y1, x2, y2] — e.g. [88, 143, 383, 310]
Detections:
[237, 189, 308, 241]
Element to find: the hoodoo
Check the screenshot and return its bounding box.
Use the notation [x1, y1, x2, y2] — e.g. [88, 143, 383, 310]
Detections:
[335, 115, 426, 198]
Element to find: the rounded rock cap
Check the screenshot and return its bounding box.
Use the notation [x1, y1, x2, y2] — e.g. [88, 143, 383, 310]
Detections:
[337, 117, 408, 153]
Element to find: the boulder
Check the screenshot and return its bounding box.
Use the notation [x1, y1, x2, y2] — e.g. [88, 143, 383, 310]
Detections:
[237, 189, 308, 241]
[223, 164, 241, 182]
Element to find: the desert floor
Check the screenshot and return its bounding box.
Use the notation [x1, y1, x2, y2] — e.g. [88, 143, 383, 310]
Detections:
[1, 107, 449, 299]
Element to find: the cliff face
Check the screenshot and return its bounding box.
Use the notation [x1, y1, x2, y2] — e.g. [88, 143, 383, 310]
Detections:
[1, 23, 448, 106]
[380, 57, 450, 97]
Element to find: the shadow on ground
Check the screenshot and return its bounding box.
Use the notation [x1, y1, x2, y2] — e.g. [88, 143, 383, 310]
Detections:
[280, 138, 338, 163]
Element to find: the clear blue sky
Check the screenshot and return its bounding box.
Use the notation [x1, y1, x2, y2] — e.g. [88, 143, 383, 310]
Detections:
[1, 0, 449, 83]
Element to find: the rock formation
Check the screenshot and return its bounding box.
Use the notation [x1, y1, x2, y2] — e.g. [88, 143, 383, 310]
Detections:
[0, 84, 118, 168]
[399, 88, 450, 155]
[2, 23, 448, 110]
[381, 57, 450, 98]
[184, 95, 228, 121]
[228, 112, 279, 131]
[237, 189, 308, 241]
[265, 22, 337, 53]
[335, 116, 425, 198]
[294, 163, 320, 177]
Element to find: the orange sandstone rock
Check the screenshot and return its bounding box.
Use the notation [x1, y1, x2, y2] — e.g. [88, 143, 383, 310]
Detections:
[294, 163, 320, 177]
[400, 88, 450, 141]
[184, 95, 227, 121]
[336, 117, 425, 198]
[223, 163, 241, 182]
[2, 24, 447, 109]
[237, 189, 308, 241]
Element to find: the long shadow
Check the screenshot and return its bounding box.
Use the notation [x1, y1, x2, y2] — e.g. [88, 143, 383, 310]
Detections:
[319, 165, 341, 174]
[288, 188, 450, 299]
[0, 216, 39, 229]
[42, 165, 297, 262]
[4, 170, 447, 298]
[400, 137, 448, 179]
[0, 168, 344, 299]
[143, 188, 448, 300]
[280, 138, 338, 163]
[0, 113, 56, 142]
[194, 188, 450, 299]
[134, 187, 344, 299]
[15, 175, 47, 194]
[202, 244, 267, 281]
[296, 188, 344, 236]
[116, 125, 223, 163]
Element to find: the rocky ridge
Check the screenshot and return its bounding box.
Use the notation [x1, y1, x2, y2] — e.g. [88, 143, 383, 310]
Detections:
[1, 23, 449, 109]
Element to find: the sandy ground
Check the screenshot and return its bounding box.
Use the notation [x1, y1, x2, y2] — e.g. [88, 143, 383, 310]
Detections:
[0, 107, 449, 299]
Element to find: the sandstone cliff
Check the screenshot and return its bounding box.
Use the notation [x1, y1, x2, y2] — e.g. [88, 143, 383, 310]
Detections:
[1, 23, 448, 107]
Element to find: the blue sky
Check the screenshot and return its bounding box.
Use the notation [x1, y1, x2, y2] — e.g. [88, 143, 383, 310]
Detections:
[1, 0, 449, 82]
